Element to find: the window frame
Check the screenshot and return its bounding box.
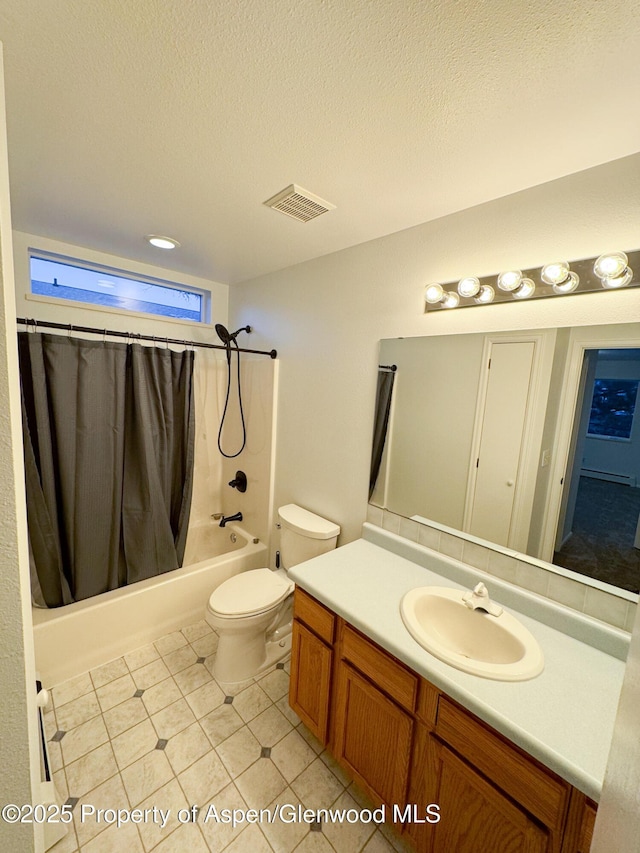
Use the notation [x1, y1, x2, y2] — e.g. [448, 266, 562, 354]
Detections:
[28, 250, 211, 325]
[586, 376, 639, 442]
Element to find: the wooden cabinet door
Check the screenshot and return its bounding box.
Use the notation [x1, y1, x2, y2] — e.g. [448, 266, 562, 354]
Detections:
[431, 740, 549, 853]
[288, 619, 333, 743]
[576, 801, 596, 853]
[405, 720, 440, 852]
[333, 662, 413, 809]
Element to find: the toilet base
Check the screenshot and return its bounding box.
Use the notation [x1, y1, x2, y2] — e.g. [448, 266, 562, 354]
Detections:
[212, 621, 292, 683]
[262, 631, 292, 674]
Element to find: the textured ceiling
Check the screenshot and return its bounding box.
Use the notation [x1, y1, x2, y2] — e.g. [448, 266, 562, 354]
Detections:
[1, 0, 639, 284]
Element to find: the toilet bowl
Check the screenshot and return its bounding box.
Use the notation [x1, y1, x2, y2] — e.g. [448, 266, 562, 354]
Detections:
[206, 504, 340, 683]
[206, 568, 294, 682]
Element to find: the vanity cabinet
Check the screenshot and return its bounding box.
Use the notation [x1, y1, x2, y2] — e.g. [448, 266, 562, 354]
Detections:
[572, 799, 596, 853]
[409, 696, 570, 853]
[289, 590, 596, 853]
[332, 624, 417, 809]
[427, 738, 548, 852]
[288, 588, 335, 742]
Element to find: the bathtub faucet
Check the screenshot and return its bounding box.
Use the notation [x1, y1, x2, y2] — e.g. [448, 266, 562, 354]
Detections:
[219, 512, 243, 528]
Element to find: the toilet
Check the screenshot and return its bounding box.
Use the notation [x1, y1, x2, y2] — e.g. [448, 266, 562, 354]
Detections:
[206, 504, 340, 682]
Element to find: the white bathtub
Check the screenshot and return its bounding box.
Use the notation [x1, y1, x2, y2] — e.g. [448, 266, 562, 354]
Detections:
[32, 523, 268, 686]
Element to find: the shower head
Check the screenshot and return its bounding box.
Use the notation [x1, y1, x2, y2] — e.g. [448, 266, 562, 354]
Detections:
[215, 324, 252, 345]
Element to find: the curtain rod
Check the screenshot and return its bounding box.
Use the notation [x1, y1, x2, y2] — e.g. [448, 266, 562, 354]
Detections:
[378, 363, 397, 371]
[16, 317, 278, 359]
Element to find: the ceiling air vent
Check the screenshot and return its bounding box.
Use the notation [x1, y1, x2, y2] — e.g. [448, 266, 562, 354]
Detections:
[263, 184, 336, 223]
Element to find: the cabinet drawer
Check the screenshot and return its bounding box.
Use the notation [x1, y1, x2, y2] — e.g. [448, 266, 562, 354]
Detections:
[436, 697, 569, 831]
[293, 587, 335, 644]
[341, 625, 418, 712]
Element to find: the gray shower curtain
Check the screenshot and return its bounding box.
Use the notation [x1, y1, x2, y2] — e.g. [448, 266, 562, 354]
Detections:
[19, 333, 195, 607]
[369, 367, 395, 499]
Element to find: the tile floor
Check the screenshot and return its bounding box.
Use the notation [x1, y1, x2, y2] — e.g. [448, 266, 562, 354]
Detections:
[44, 620, 412, 853]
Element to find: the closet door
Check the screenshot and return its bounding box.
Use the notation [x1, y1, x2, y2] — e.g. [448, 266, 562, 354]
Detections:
[467, 341, 536, 548]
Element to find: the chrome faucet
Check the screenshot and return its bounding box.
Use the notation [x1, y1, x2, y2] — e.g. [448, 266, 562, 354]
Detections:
[462, 582, 503, 617]
[219, 511, 243, 528]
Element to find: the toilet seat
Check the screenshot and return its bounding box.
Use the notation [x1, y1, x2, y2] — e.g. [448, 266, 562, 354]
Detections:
[208, 568, 294, 618]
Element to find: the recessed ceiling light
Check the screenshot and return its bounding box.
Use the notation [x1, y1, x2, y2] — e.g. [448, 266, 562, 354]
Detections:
[145, 235, 181, 250]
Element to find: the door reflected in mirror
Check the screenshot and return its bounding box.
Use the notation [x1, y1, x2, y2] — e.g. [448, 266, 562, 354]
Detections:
[370, 324, 640, 595]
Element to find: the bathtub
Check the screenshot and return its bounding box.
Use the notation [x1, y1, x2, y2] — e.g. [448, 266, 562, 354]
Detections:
[32, 523, 268, 686]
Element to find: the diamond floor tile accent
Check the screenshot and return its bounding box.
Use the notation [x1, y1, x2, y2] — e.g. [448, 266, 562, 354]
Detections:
[45, 619, 405, 853]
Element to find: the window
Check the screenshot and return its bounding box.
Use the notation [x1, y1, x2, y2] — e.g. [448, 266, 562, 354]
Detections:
[30, 253, 208, 323]
[587, 378, 639, 439]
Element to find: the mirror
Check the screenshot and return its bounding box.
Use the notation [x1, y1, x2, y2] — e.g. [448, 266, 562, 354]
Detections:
[370, 323, 640, 596]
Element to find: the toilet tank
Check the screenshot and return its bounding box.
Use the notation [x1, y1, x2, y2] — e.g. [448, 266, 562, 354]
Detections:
[278, 504, 340, 569]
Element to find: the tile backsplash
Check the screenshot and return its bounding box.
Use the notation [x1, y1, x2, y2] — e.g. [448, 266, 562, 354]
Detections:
[366, 505, 636, 633]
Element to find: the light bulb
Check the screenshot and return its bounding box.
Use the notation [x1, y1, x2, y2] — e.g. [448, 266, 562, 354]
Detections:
[442, 291, 460, 309]
[600, 268, 633, 289]
[541, 262, 570, 286]
[552, 272, 580, 294]
[594, 252, 628, 281]
[497, 270, 523, 292]
[146, 235, 181, 249]
[457, 277, 481, 298]
[513, 278, 536, 299]
[424, 283, 445, 304]
[475, 285, 495, 304]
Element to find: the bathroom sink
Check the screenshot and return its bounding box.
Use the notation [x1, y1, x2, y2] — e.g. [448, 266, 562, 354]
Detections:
[400, 585, 544, 681]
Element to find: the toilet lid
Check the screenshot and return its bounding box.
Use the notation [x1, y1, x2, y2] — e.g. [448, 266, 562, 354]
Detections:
[208, 568, 294, 617]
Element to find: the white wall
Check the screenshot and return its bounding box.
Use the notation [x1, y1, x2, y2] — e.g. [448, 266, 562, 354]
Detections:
[592, 600, 640, 852]
[0, 52, 41, 853]
[527, 328, 571, 555]
[191, 350, 277, 545]
[230, 154, 640, 547]
[220, 356, 278, 546]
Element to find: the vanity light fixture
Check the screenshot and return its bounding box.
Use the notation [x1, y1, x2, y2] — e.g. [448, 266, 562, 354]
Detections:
[424, 249, 638, 311]
[497, 270, 523, 292]
[540, 262, 579, 294]
[475, 285, 495, 303]
[424, 283, 445, 304]
[442, 292, 460, 308]
[457, 277, 481, 298]
[540, 262, 570, 285]
[512, 278, 536, 299]
[593, 251, 633, 288]
[551, 272, 580, 294]
[424, 283, 460, 308]
[145, 235, 181, 250]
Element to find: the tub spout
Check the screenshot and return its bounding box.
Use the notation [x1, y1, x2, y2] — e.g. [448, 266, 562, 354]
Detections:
[219, 512, 243, 528]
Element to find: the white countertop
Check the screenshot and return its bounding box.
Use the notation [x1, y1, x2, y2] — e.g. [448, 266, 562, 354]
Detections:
[289, 526, 628, 801]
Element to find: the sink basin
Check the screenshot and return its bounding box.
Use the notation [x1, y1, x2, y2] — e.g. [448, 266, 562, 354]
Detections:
[400, 586, 544, 681]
